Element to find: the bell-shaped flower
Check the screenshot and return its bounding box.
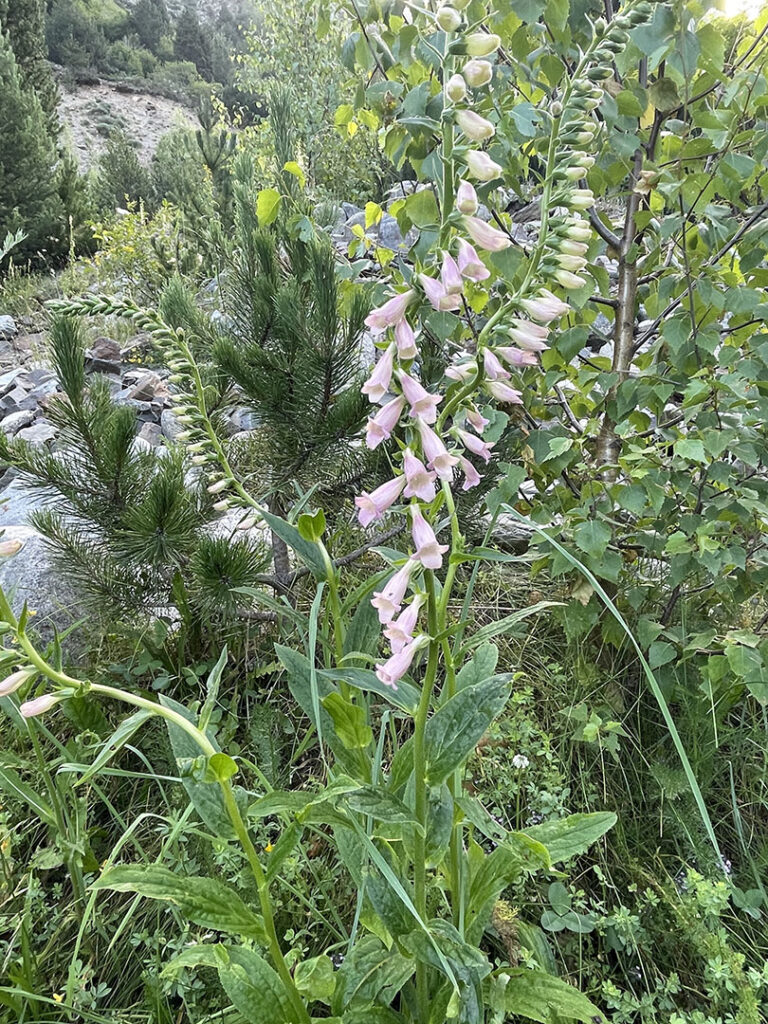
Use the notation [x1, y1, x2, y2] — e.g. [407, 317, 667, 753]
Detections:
[375, 635, 425, 690]
[456, 109, 495, 142]
[371, 559, 417, 624]
[507, 318, 550, 350]
[365, 289, 415, 331]
[417, 418, 460, 480]
[485, 379, 523, 404]
[362, 343, 395, 403]
[446, 360, 476, 382]
[463, 215, 511, 252]
[457, 427, 494, 463]
[366, 395, 405, 450]
[0, 667, 36, 697]
[355, 475, 406, 528]
[495, 345, 539, 367]
[464, 32, 501, 56]
[459, 455, 482, 490]
[384, 596, 425, 654]
[554, 268, 587, 289]
[441, 252, 464, 294]
[456, 237, 490, 280]
[418, 273, 462, 312]
[463, 58, 493, 87]
[20, 693, 62, 718]
[455, 179, 478, 215]
[519, 289, 570, 324]
[446, 72, 467, 102]
[402, 447, 437, 501]
[482, 348, 510, 380]
[399, 370, 442, 424]
[395, 319, 418, 360]
[466, 150, 502, 181]
[466, 405, 489, 433]
[411, 506, 449, 570]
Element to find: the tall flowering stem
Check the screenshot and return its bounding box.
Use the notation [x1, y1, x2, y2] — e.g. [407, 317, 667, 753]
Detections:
[351, 0, 653, 984]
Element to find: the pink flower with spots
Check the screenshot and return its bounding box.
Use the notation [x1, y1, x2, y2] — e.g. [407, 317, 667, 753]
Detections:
[402, 448, 437, 501]
[399, 371, 442, 424]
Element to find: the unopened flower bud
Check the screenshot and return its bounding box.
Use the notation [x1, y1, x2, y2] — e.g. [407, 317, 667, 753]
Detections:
[559, 239, 589, 256]
[0, 667, 36, 697]
[456, 179, 478, 215]
[464, 32, 501, 56]
[594, 16, 607, 37]
[465, 149, 502, 181]
[446, 73, 467, 103]
[436, 5, 461, 31]
[554, 268, 587, 289]
[456, 109, 495, 142]
[568, 188, 595, 210]
[556, 253, 588, 273]
[20, 693, 62, 719]
[463, 58, 493, 88]
[550, 100, 563, 117]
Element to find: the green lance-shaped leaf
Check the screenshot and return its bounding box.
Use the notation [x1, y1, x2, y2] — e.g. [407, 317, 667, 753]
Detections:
[332, 935, 415, 1013]
[92, 865, 267, 943]
[467, 835, 550, 942]
[216, 945, 293, 1024]
[499, 967, 605, 1023]
[523, 811, 617, 865]
[0, 766, 55, 827]
[424, 676, 511, 784]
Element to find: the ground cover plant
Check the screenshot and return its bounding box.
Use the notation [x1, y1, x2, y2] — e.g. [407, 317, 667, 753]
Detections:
[0, 1, 767, 1023]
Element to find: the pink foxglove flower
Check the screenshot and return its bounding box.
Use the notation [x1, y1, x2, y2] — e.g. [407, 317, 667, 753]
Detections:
[446, 360, 476, 382]
[463, 58, 493, 87]
[411, 506, 449, 570]
[507, 318, 550, 350]
[399, 370, 442, 424]
[375, 635, 423, 690]
[459, 455, 482, 490]
[395, 319, 418, 360]
[384, 596, 425, 654]
[456, 238, 490, 281]
[355, 475, 406, 528]
[0, 668, 35, 697]
[456, 109, 495, 142]
[362, 343, 395, 403]
[463, 215, 511, 252]
[441, 252, 464, 294]
[419, 273, 462, 312]
[365, 289, 415, 331]
[457, 428, 494, 463]
[366, 395, 405, 450]
[417, 418, 460, 480]
[483, 348, 510, 380]
[455, 180, 478, 216]
[20, 693, 61, 718]
[466, 405, 489, 433]
[495, 345, 539, 367]
[465, 150, 502, 181]
[485, 380, 523, 404]
[372, 559, 417, 623]
[519, 289, 570, 323]
[403, 448, 437, 501]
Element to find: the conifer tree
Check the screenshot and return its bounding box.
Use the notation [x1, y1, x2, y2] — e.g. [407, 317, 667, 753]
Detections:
[0, 0, 58, 132]
[0, 30, 63, 260]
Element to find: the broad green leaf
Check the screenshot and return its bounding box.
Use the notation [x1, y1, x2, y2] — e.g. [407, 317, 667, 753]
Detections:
[321, 666, 420, 713]
[256, 187, 281, 225]
[260, 506, 328, 579]
[93, 865, 266, 942]
[501, 967, 605, 1023]
[332, 936, 415, 1012]
[295, 954, 335, 1005]
[217, 945, 292, 1024]
[283, 161, 306, 188]
[322, 693, 373, 750]
[345, 784, 419, 825]
[573, 520, 611, 560]
[524, 812, 616, 864]
[425, 676, 510, 784]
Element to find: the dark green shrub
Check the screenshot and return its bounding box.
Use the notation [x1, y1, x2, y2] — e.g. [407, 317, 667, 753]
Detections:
[91, 129, 154, 215]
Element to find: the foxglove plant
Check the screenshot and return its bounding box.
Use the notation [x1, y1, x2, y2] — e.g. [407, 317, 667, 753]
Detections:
[23, 3, 654, 1022]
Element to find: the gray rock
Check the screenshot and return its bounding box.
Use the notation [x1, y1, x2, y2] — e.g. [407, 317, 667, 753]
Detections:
[138, 421, 162, 446]
[1, 410, 35, 436]
[23, 368, 56, 387]
[341, 201, 363, 218]
[86, 336, 122, 375]
[126, 371, 165, 402]
[0, 315, 17, 340]
[377, 214, 405, 250]
[15, 420, 58, 445]
[1, 385, 30, 412]
[0, 525, 80, 632]
[160, 408, 184, 441]
[0, 476, 50, 523]
[0, 367, 23, 394]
